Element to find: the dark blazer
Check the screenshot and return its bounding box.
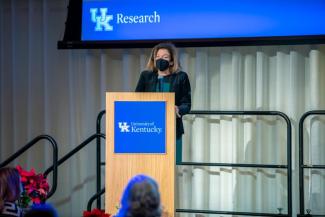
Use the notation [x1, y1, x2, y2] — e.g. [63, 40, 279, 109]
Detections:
[135, 70, 191, 138]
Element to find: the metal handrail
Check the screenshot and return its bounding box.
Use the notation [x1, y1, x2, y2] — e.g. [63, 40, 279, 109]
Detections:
[87, 188, 105, 211]
[44, 133, 105, 177]
[175, 110, 292, 217]
[176, 209, 288, 216]
[96, 110, 106, 209]
[179, 162, 287, 168]
[298, 110, 325, 216]
[0, 135, 58, 199]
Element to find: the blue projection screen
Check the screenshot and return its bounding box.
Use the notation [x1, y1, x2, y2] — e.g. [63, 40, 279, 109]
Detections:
[81, 0, 325, 42]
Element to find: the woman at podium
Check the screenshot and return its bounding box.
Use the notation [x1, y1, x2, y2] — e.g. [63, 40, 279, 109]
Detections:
[135, 42, 191, 164]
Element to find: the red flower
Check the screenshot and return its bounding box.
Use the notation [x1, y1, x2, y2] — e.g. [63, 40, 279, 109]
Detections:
[16, 165, 50, 206]
[83, 208, 111, 217]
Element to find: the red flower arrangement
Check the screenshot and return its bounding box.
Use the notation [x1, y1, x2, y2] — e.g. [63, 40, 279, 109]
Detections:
[83, 208, 111, 217]
[16, 165, 50, 207]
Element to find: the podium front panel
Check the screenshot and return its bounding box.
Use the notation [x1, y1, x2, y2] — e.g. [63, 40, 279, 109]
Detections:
[106, 92, 175, 217]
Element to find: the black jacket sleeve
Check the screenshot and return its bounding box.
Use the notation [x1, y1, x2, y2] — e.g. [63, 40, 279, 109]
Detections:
[177, 72, 191, 116]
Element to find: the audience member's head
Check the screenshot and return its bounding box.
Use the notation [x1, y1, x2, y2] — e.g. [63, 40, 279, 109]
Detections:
[116, 174, 162, 217]
[24, 203, 58, 217]
[0, 167, 22, 212]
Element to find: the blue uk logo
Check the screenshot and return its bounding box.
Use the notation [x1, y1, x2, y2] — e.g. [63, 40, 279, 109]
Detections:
[90, 8, 113, 31]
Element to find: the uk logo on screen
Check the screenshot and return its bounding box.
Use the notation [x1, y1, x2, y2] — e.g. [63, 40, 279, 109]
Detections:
[114, 101, 166, 154]
[90, 8, 114, 31]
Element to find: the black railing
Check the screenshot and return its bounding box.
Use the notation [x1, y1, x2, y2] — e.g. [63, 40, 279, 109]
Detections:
[88, 110, 292, 216]
[177, 209, 288, 217]
[96, 110, 106, 209]
[297, 215, 325, 217]
[0, 135, 58, 199]
[87, 188, 105, 211]
[44, 133, 105, 177]
[86, 110, 106, 210]
[1, 118, 108, 206]
[298, 110, 325, 217]
[176, 110, 292, 217]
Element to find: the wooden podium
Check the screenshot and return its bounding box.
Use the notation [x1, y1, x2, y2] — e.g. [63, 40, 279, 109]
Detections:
[105, 92, 175, 216]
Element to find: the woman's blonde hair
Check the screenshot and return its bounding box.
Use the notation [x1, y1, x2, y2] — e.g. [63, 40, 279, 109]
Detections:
[0, 167, 21, 212]
[146, 42, 181, 73]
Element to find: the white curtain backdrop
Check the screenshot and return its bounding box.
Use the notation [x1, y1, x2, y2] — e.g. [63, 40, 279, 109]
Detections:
[1, 0, 325, 216]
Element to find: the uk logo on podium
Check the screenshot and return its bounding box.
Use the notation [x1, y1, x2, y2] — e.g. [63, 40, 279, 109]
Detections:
[114, 101, 166, 153]
[118, 122, 130, 132]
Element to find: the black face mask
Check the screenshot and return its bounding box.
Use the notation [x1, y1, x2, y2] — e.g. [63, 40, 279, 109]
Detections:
[155, 59, 170, 71]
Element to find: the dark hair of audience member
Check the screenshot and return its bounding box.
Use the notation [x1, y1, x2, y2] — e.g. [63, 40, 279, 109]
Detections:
[0, 167, 21, 212]
[116, 174, 162, 217]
